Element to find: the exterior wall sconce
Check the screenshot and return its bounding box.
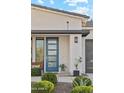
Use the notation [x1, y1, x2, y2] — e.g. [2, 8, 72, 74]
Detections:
[74, 36, 78, 43]
[66, 21, 69, 30]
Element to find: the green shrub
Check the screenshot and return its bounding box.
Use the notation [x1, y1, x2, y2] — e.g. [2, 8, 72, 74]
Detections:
[31, 68, 41, 76]
[42, 73, 57, 85]
[59, 64, 67, 71]
[71, 86, 93, 93]
[73, 76, 92, 87]
[31, 80, 54, 93]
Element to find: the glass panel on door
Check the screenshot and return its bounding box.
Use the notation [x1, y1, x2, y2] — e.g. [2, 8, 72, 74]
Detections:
[48, 45, 57, 49]
[48, 51, 57, 55]
[48, 56, 56, 61]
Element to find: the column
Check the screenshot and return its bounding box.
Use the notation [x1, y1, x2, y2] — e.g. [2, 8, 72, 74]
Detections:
[69, 34, 83, 75]
[32, 36, 36, 63]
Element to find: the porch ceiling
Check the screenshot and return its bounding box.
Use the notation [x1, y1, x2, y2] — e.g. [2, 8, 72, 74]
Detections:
[31, 30, 90, 36]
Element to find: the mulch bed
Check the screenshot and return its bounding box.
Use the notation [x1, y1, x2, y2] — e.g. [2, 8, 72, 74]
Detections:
[55, 82, 72, 93]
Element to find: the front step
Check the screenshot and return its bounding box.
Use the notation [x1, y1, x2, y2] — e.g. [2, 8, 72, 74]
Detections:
[57, 72, 71, 77]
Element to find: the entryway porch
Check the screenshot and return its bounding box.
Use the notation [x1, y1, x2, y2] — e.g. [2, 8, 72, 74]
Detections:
[31, 30, 89, 75]
[31, 34, 71, 74]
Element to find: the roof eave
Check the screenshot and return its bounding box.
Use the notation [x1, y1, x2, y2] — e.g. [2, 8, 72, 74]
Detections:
[31, 4, 90, 19]
[31, 30, 90, 36]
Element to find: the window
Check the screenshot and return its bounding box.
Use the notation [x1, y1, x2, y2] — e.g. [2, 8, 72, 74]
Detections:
[35, 38, 44, 63]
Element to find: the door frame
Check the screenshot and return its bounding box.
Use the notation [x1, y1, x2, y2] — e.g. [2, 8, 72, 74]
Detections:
[46, 37, 59, 72]
[85, 39, 93, 73]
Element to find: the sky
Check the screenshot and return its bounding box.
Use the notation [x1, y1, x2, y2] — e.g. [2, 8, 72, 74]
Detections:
[32, 0, 93, 19]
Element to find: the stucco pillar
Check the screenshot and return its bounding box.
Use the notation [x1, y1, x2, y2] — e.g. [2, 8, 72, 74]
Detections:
[32, 36, 36, 63]
[44, 37, 46, 72]
[69, 34, 83, 75]
[82, 37, 86, 74]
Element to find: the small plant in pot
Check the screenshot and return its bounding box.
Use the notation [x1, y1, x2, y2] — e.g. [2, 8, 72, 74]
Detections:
[59, 64, 67, 72]
[73, 57, 82, 76]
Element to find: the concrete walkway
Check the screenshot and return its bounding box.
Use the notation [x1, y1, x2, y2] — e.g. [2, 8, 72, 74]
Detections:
[31, 76, 75, 82]
[31, 76, 41, 82]
[55, 82, 72, 93]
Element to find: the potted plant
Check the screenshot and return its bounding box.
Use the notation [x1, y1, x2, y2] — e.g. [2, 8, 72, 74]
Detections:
[59, 64, 67, 72]
[73, 57, 82, 76]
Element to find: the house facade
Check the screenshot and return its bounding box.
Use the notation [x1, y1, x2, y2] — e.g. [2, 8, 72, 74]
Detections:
[31, 4, 93, 75]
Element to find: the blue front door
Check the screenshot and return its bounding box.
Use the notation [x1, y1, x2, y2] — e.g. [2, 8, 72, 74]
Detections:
[46, 37, 59, 72]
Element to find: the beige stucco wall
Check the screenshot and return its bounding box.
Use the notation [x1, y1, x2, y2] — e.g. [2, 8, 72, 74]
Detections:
[31, 8, 83, 30]
[59, 36, 70, 73]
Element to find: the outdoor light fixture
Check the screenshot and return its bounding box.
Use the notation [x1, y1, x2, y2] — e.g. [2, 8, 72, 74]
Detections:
[74, 36, 78, 43]
[66, 21, 69, 30]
